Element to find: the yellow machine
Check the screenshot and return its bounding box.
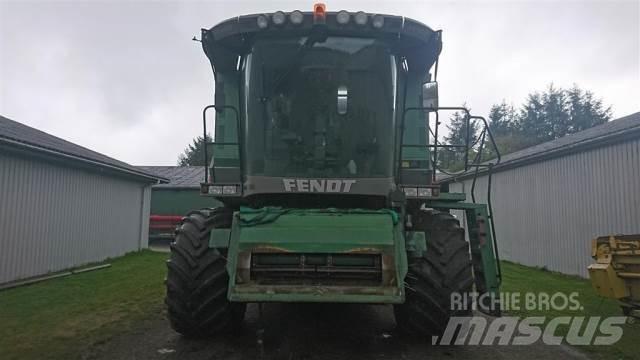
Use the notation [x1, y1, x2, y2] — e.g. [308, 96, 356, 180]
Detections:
[588, 234, 640, 319]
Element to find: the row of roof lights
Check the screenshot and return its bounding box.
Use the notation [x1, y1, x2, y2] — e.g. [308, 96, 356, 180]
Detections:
[256, 10, 384, 29]
[337, 10, 384, 28]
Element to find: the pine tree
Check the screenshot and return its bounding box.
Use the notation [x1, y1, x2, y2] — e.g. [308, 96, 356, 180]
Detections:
[566, 85, 611, 133]
[177, 134, 212, 166]
[485, 101, 524, 159]
[487, 83, 612, 157]
[439, 109, 479, 171]
[488, 101, 517, 137]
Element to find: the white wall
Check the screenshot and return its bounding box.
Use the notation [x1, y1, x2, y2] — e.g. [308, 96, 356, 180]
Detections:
[0, 153, 152, 284]
[450, 138, 640, 277]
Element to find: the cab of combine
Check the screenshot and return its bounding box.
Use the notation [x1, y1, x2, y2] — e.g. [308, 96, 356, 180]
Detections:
[199, 6, 442, 205]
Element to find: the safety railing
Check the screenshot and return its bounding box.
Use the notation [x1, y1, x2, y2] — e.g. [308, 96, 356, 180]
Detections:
[400, 106, 502, 280]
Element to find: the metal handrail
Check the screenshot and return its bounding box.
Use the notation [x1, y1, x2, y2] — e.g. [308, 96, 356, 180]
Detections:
[399, 105, 502, 282]
[399, 106, 501, 181]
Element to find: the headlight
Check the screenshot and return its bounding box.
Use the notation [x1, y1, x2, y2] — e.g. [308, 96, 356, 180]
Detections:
[372, 14, 384, 28]
[256, 15, 269, 29]
[336, 10, 350, 24]
[223, 185, 237, 195]
[272, 11, 286, 26]
[209, 185, 223, 195]
[403, 187, 418, 197]
[289, 10, 304, 25]
[354, 11, 367, 26]
[418, 188, 432, 197]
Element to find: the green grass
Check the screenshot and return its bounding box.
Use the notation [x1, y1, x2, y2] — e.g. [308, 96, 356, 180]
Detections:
[501, 261, 639, 360]
[0, 250, 168, 360]
[1, 252, 637, 359]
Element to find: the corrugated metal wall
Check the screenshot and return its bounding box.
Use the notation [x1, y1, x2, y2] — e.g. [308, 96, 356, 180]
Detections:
[450, 138, 640, 277]
[0, 152, 151, 284]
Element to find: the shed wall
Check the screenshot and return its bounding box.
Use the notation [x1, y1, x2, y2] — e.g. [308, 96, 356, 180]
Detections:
[0, 152, 151, 284]
[450, 137, 640, 277]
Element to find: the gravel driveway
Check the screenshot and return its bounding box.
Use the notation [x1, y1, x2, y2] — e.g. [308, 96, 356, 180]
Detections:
[84, 303, 589, 360]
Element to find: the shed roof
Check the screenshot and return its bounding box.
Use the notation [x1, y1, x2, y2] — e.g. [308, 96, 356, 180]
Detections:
[443, 111, 640, 182]
[137, 166, 204, 189]
[0, 115, 166, 183]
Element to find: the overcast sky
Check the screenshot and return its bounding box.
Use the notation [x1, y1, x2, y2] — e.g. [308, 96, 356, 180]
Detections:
[1, 0, 638, 165]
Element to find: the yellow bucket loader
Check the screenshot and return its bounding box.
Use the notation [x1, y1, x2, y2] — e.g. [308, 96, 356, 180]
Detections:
[588, 234, 640, 319]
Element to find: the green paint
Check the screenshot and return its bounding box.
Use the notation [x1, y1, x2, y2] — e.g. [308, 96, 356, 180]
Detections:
[224, 208, 407, 304]
[238, 206, 399, 226]
[228, 290, 404, 304]
[433, 191, 466, 201]
[150, 189, 219, 215]
[210, 228, 231, 248]
[213, 201, 501, 304]
[236, 211, 394, 251]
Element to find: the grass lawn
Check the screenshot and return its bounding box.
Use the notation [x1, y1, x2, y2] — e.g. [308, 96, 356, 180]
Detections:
[0, 251, 637, 359]
[0, 250, 168, 360]
[501, 261, 639, 360]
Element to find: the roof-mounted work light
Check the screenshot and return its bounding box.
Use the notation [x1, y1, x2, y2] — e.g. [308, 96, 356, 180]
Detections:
[290, 10, 304, 25]
[272, 11, 286, 26]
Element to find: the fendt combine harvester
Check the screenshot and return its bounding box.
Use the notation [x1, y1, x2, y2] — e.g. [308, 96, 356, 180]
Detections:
[166, 4, 503, 338]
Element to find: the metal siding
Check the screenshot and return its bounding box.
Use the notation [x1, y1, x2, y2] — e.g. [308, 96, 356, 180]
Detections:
[0, 152, 149, 284]
[451, 138, 640, 277]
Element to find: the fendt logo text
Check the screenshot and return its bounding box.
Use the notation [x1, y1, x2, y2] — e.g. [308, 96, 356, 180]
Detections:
[283, 179, 357, 193]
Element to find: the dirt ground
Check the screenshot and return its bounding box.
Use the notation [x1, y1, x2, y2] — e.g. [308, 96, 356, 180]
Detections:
[83, 303, 589, 360]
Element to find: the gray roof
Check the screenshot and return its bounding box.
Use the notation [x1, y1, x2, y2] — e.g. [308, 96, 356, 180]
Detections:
[137, 166, 204, 189]
[444, 111, 640, 182]
[0, 115, 165, 183]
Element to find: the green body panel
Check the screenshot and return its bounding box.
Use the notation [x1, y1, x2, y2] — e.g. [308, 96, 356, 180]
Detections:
[209, 200, 501, 304]
[150, 189, 219, 215]
[236, 208, 396, 251]
[433, 192, 466, 202]
[220, 208, 407, 303]
[210, 228, 231, 248]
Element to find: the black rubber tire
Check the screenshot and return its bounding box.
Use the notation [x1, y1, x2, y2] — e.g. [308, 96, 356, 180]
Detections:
[394, 210, 474, 336]
[165, 207, 246, 338]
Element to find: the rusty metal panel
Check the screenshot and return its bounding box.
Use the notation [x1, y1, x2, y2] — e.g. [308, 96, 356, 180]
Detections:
[0, 153, 151, 284]
[450, 138, 640, 278]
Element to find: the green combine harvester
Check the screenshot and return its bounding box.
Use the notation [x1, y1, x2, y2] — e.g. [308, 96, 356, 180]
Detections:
[165, 4, 502, 338]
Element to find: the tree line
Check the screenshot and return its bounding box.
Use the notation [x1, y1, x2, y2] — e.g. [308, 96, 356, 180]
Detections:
[439, 84, 612, 171]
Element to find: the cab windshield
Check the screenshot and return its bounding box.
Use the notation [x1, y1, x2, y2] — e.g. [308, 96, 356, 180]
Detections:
[243, 36, 397, 178]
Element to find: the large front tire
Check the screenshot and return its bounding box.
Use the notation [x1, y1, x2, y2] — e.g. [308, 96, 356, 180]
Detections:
[165, 208, 245, 338]
[394, 210, 474, 336]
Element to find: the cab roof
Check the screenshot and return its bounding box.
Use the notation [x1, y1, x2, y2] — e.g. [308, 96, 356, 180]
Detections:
[201, 11, 442, 76]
